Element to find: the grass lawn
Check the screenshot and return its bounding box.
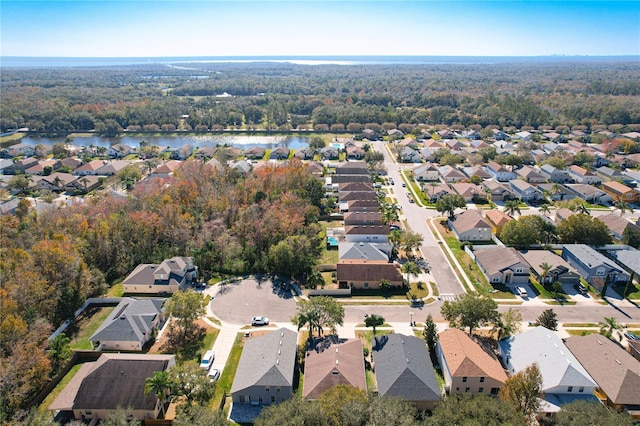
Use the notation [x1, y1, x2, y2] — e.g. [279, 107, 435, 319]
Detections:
[107, 283, 124, 297]
[68, 306, 116, 350]
[211, 333, 244, 409]
[566, 329, 597, 336]
[365, 369, 377, 392]
[530, 280, 569, 301]
[200, 327, 220, 353]
[39, 362, 86, 411]
[355, 329, 393, 355]
[562, 323, 599, 328]
[613, 282, 640, 300]
[429, 282, 439, 297]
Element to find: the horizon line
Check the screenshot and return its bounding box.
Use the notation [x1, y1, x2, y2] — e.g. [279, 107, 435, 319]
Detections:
[3, 54, 640, 59]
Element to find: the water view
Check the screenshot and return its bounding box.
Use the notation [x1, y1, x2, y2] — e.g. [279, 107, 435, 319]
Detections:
[18, 134, 311, 151]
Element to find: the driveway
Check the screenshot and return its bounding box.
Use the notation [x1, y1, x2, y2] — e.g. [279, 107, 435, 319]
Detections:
[207, 277, 298, 325]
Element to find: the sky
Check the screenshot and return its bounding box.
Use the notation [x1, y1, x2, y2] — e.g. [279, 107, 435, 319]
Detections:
[1, 1, 639, 57]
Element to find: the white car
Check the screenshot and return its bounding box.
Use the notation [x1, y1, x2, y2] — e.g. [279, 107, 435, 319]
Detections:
[208, 368, 221, 382]
[199, 350, 215, 369]
[251, 316, 269, 326]
[516, 286, 528, 298]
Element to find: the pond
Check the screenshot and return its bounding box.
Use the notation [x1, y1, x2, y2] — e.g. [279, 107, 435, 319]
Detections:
[18, 134, 311, 150]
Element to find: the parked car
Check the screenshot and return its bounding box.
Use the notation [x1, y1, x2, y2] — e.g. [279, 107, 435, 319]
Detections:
[516, 286, 528, 298]
[251, 316, 269, 326]
[401, 182, 406, 187]
[193, 282, 206, 290]
[389, 178, 395, 185]
[208, 368, 221, 382]
[200, 350, 215, 370]
[573, 283, 587, 295]
[624, 331, 639, 341]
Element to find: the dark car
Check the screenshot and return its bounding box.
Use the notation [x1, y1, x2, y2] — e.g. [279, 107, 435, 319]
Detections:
[573, 283, 587, 295]
[624, 331, 639, 341]
[193, 282, 207, 290]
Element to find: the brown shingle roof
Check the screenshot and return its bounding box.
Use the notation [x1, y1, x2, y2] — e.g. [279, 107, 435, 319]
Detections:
[474, 246, 528, 276]
[602, 180, 634, 195]
[450, 209, 491, 234]
[302, 339, 366, 399]
[336, 261, 402, 282]
[344, 225, 390, 235]
[485, 209, 513, 228]
[565, 334, 640, 406]
[438, 329, 507, 383]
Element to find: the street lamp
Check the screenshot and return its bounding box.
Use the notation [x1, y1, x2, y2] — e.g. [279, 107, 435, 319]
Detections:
[409, 312, 414, 327]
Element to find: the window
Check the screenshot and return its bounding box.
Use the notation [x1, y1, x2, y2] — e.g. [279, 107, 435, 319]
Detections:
[492, 277, 500, 283]
[456, 387, 460, 392]
[276, 387, 281, 393]
[462, 377, 467, 383]
[490, 388, 499, 395]
[480, 377, 485, 383]
[567, 386, 573, 393]
[364, 282, 369, 288]
[271, 396, 276, 403]
[579, 387, 584, 393]
[465, 387, 470, 392]
[515, 268, 523, 273]
[239, 396, 245, 403]
[265, 387, 270, 392]
[596, 267, 606, 276]
[478, 387, 484, 393]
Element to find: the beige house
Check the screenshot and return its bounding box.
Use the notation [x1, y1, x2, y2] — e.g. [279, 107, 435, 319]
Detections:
[474, 246, 530, 286]
[436, 328, 507, 396]
[122, 256, 197, 294]
[49, 353, 175, 421]
[449, 209, 492, 242]
[336, 260, 403, 289]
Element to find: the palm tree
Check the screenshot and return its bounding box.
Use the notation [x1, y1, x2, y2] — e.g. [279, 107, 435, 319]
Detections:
[599, 316, 623, 339]
[571, 201, 590, 215]
[401, 261, 420, 284]
[504, 199, 521, 217]
[144, 371, 172, 418]
[365, 314, 385, 335]
[614, 200, 631, 217]
[539, 262, 553, 285]
[427, 181, 439, 201]
[306, 270, 325, 290]
[491, 308, 522, 340]
[551, 183, 564, 200]
[380, 202, 400, 224]
[539, 204, 551, 216]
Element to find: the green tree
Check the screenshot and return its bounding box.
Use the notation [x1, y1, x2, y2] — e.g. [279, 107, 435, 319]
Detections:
[539, 262, 552, 285]
[99, 406, 141, 426]
[538, 204, 551, 216]
[492, 308, 522, 340]
[552, 400, 635, 426]
[622, 225, 640, 249]
[116, 165, 142, 190]
[169, 363, 215, 406]
[469, 174, 483, 185]
[535, 308, 558, 331]
[436, 194, 467, 219]
[380, 202, 400, 225]
[499, 363, 543, 423]
[48, 333, 72, 375]
[255, 397, 323, 426]
[504, 199, 521, 217]
[401, 261, 420, 284]
[319, 384, 368, 426]
[401, 230, 424, 255]
[422, 313, 438, 355]
[557, 214, 611, 246]
[267, 234, 319, 279]
[291, 297, 344, 338]
[364, 314, 385, 335]
[429, 394, 526, 426]
[172, 404, 229, 426]
[306, 269, 325, 290]
[614, 200, 631, 216]
[598, 316, 622, 339]
[163, 290, 206, 357]
[144, 371, 172, 418]
[441, 292, 499, 335]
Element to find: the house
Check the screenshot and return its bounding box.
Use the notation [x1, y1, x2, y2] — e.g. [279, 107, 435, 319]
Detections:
[193, 146, 217, 161]
[438, 165, 466, 183]
[171, 144, 194, 160]
[54, 157, 82, 172]
[567, 165, 603, 185]
[122, 256, 197, 294]
[561, 244, 630, 290]
[342, 199, 380, 212]
[330, 173, 372, 184]
[336, 260, 403, 289]
[335, 162, 368, 175]
[412, 163, 439, 182]
[516, 166, 547, 183]
[484, 209, 513, 235]
[6, 157, 38, 174]
[74, 160, 107, 176]
[245, 146, 266, 160]
[498, 326, 598, 414]
[492, 129, 508, 140]
[629, 341, 640, 363]
[338, 190, 378, 202]
[25, 159, 56, 175]
[269, 146, 290, 160]
[538, 183, 575, 202]
[48, 353, 176, 421]
[449, 209, 492, 242]
[436, 328, 507, 396]
[486, 162, 517, 182]
[295, 147, 315, 160]
[398, 147, 422, 163]
[65, 175, 101, 193]
[520, 250, 580, 285]
[95, 160, 131, 176]
[149, 160, 183, 178]
[482, 180, 513, 201]
[596, 166, 634, 185]
[346, 145, 365, 160]
[461, 165, 491, 180]
[320, 146, 339, 160]
[474, 246, 530, 286]
[565, 184, 612, 204]
[540, 164, 572, 183]
[514, 131, 531, 141]
[344, 225, 389, 243]
[343, 211, 383, 226]
[37, 172, 77, 192]
[387, 128, 404, 138]
[565, 334, 640, 419]
[231, 328, 297, 406]
[339, 242, 391, 262]
[90, 298, 165, 351]
[302, 338, 367, 400]
[338, 182, 374, 193]
[230, 160, 252, 176]
[598, 214, 640, 240]
[601, 181, 639, 204]
[424, 182, 453, 202]
[451, 183, 486, 202]
[373, 334, 440, 410]
[509, 179, 545, 203]
[0, 158, 13, 174]
[108, 143, 136, 159]
[607, 247, 640, 281]
[555, 208, 576, 222]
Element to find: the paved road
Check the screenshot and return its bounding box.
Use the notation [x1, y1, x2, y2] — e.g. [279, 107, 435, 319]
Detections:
[373, 141, 465, 297]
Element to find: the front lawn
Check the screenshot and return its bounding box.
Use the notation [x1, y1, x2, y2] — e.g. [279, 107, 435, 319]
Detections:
[211, 332, 244, 409]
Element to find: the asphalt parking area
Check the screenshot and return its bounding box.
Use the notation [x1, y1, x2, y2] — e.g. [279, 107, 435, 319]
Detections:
[209, 277, 298, 325]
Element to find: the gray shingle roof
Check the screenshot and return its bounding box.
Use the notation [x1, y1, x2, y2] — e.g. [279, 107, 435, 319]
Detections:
[338, 242, 391, 262]
[499, 326, 596, 391]
[610, 247, 640, 276]
[231, 328, 297, 394]
[90, 298, 164, 344]
[563, 244, 624, 272]
[373, 334, 440, 402]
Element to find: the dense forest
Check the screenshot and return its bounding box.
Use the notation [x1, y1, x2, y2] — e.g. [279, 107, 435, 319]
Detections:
[1, 61, 639, 135]
[0, 158, 324, 422]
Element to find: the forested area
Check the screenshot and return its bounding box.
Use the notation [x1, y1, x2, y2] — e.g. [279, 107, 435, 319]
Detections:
[1, 61, 639, 135]
[0, 158, 324, 422]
